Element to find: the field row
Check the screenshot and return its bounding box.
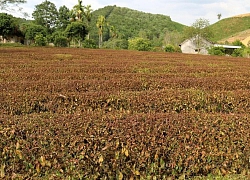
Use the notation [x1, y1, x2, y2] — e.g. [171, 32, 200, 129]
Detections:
[1, 112, 250, 179]
[2, 88, 250, 115]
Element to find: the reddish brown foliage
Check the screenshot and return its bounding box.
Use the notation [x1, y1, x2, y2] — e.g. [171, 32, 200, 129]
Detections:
[0, 47, 250, 179]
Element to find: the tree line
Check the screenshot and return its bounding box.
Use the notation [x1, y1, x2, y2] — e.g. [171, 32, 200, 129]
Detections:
[1, 0, 247, 56]
[0, 0, 189, 51]
[0, 0, 109, 48]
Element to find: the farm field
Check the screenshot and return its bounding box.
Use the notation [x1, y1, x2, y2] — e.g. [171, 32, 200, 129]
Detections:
[0, 47, 250, 179]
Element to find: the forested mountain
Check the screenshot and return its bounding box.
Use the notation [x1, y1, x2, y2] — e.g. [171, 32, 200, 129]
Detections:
[88, 5, 186, 47]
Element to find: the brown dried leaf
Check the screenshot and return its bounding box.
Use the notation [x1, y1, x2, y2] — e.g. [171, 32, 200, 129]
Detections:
[99, 155, 104, 163]
[0, 163, 5, 178]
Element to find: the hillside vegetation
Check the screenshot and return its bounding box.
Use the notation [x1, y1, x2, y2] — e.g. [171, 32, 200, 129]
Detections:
[88, 6, 186, 46]
[210, 15, 250, 44]
[91, 7, 250, 47]
[89, 7, 250, 47]
[3, 2, 250, 48]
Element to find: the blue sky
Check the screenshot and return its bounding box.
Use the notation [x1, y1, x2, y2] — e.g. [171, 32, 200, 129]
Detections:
[5, 0, 250, 26]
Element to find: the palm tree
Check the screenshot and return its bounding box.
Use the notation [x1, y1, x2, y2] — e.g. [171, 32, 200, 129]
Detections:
[96, 15, 106, 48]
[110, 25, 118, 38]
[84, 5, 93, 39]
[73, 0, 84, 21]
[69, 9, 76, 22]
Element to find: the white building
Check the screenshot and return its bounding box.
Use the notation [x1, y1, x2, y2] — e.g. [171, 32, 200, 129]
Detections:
[179, 36, 213, 55]
[179, 37, 242, 55]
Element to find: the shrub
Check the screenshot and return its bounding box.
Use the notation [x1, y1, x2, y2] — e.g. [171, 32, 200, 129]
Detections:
[34, 34, 47, 46]
[208, 47, 225, 56]
[82, 39, 97, 48]
[128, 37, 152, 51]
[232, 48, 243, 57]
[103, 38, 128, 50]
[231, 40, 244, 57]
[242, 47, 250, 58]
[164, 44, 175, 52]
[54, 36, 68, 47]
[232, 39, 246, 48]
[175, 46, 182, 53]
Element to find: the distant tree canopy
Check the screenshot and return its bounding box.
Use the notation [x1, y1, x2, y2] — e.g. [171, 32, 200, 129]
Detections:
[0, 0, 26, 10]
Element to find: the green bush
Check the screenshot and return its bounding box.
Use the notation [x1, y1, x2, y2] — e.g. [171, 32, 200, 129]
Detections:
[242, 47, 250, 58]
[208, 47, 225, 56]
[82, 39, 97, 48]
[34, 34, 47, 46]
[54, 36, 68, 47]
[232, 48, 243, 57]
[128, 37, 152, 51]
[230, 40, 244, 57]
[103, 38, 128, 49]
[232, 39, 246, 48]
[164, 44, 175, 52]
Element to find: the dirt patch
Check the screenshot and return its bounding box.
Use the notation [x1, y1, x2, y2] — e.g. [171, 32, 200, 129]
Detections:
[233, 13, 250, 18]
[218, 29, 250, 45]
[242, 36, 250, 46]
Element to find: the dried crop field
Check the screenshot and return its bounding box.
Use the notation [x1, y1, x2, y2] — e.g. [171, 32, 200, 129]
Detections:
[0, 47, 250, 179]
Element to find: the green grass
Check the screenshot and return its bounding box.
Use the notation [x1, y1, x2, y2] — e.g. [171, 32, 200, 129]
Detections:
[0, 42, 24, 47]
[210, 16, 250, 42]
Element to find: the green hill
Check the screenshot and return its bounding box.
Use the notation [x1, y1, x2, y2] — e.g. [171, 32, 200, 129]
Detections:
[88, 6, 250, 47]
[210, 15, 250, 43]
[88, 5, 186, 46]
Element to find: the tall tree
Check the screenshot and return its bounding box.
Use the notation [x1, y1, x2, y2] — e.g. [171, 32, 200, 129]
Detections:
[57, 5, 70, 30]
[0, 0, 26, 10]
[217, 13, 222, 20]
[83, 4, 93, 39]
[163, 30, 183, 47]
[69, 9, 76, 22]
[32, 0, 58, 33]
[72, 0, 84, 21]
[64, 21, 87, 46]
[185, 18, 213, 54]
[96, 15, 106, 48]
[109, 25, 118, 39]
[0, 13, 17, 39]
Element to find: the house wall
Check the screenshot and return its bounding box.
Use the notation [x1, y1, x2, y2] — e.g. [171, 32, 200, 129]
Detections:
[0, 36, 3, 43]
[180, 37, 213, 55]
[0, 36, 24, 44]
